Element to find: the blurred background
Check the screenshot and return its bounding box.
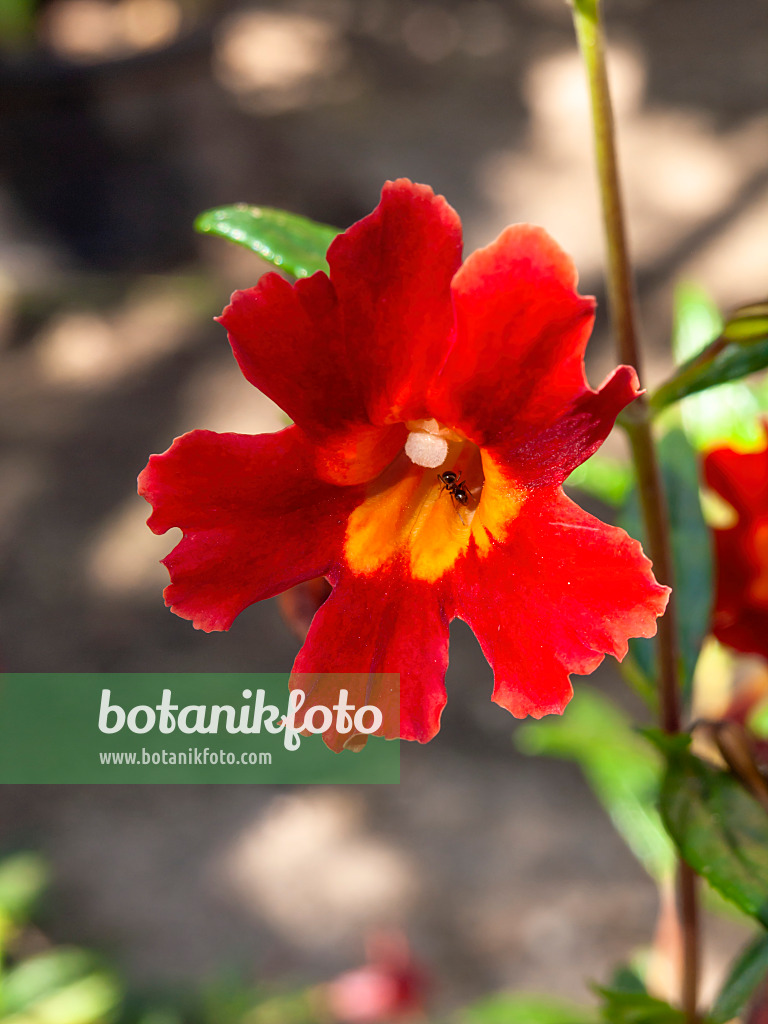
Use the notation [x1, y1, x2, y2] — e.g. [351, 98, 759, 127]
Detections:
[0, 0, 766, 1015]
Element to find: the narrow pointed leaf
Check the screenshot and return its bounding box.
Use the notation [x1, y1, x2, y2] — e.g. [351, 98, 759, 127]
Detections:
[711, 932, 768, 1023]
[650, 735, 768, 927]
[195, 205, 341, 278]
[668, 286, 763, 449]
[651, 293, 768, 412]
[659, 285, 767, 449]
[723, 303, 768, 344]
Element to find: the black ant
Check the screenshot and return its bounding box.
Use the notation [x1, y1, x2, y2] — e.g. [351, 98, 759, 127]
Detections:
[437, 470, 469, 508]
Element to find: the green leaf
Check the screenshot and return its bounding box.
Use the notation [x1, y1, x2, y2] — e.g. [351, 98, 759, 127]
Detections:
[0, 0, 37, 47]
[723, 302, 768, 345]
[639, 728, 691, 759]
[516, 688, 674, 882]
[194, 205, 341, 278]
[460, 992, 598, 1024]
[711, 931, 768, 1023]
[3, 974, 121, 1024]
[660, 286, 768, 450]
[651, 736, 768, 927]
[0, 852, 48, 923]
[244, 989, 320, 1024]
[618, 428, 712, 697]
[608, 966, 647, 996]
[0, 949, 119, 1020]
[650, 287, 768, 415]
[595, 986, 686, 1024]
[566, 452, 635, 507]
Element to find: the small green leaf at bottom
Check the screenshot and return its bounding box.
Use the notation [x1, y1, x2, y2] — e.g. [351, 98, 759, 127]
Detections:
[459, 993, 597, 1024]
[595, 986, 686, 1024]
[0, 948, 120, 1021]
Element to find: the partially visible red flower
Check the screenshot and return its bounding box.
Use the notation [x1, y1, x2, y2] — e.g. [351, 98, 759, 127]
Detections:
[139, 179, 669, 746]
[324, 932, 428, 1024]
[704, 437, 768, 660]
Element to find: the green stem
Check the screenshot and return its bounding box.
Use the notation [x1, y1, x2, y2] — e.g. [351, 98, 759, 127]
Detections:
[571, 0, 636, 370]
[570, 1, 698, 1019]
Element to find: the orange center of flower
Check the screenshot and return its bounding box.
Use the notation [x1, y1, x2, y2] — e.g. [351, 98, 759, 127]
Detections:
[344, 429, 525, 582]
[749, 520, 768, 606]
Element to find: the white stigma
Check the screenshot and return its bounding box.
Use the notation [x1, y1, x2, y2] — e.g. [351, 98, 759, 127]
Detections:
[405, 431, 449, 469]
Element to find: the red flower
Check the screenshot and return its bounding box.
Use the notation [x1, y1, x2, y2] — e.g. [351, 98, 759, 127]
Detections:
[323, 932, 428, 1024]
[704, 438, 768, 660]
[139, 179, 669, 746]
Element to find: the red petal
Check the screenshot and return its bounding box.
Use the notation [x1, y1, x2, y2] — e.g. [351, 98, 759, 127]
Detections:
[219, 271, 345, 428]
[711, 504, 768, 660]
[712, 606, 768, 661]
[704, 445, 768, 518]
[291, 565, 450, 747]
[219, 271, 405, 485]
[326, 178, 463, 425]
[218, 179, 461, 479]
[452, 489, 669, 718]
[138, 426, 362, 631]
[221, 180, 463, 434]
[496, 364, 641, 486]
[705, 444, 768, 658]
[431, 224, 598, 447]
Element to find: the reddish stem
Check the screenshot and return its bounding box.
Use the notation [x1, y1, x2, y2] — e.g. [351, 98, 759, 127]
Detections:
[570, 0, 699, 1017]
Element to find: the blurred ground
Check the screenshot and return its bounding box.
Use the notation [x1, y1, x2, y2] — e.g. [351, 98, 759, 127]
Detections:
[0, 0, 765, 1011]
